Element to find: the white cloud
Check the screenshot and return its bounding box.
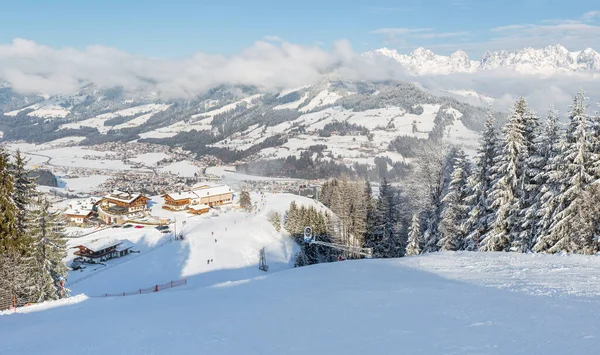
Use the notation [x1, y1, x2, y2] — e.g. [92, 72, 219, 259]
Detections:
[263, 35, 283, 42]
[0, 37, 597, 114]
[582, 10, 600, 20]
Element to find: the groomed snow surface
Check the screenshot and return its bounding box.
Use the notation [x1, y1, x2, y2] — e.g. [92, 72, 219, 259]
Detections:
[2, 252, 600, 354]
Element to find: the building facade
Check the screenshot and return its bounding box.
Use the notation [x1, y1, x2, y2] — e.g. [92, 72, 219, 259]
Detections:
[96, 190, 150, 224]
[74, 239, 134, 263]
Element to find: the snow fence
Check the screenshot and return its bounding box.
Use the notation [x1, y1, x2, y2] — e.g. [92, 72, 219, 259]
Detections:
[91, 278, 187, 297]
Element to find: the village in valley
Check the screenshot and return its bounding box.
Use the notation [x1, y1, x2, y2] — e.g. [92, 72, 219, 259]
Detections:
[2, 139, 325, 291]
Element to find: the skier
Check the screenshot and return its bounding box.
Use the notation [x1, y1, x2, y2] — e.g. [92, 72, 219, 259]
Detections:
[338, 255, 343, 262]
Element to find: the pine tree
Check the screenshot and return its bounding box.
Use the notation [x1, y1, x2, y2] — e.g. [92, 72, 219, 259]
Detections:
[268, 211, 281, 232]
[480, 98, 528, 252]
[526, 108, 562, 251]
[411, 143, 450, 253]
[239, 189, 252, 211]
[27, 196, 69, 301]
[512, 105, 541, 252]
[11, 150, 37, 236]
[369, 179, 401, 258]
[363, 178, 376, 250]
[405, 213, 422, 256]
[0, 148, 19, 254]
[546, 91, 596, 253]
[438, 149, 471, 251]
[464, 112, 498, 250]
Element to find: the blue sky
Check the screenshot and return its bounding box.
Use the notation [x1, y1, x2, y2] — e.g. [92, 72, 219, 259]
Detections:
[0, 0, 599, 58]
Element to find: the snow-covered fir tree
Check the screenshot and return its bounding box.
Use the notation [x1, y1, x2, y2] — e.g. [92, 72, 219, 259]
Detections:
[526, 108, 563, 251]
[0, 148, 19, 253]
[11, 150, 37, 237]
[438, 148, 471, 251]
[27, 196, 69, 301]
[512, 104, 541, 252]
[369, 179, 402, 258]
[480, 98, 528, 252]
[410, 142, 450, 253]
[546, 91, 596, 253]
[405, 213, 422, 256]
[464, 112, 498, 250]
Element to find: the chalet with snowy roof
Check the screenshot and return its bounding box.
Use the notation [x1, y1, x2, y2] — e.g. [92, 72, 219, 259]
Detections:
[188, 203, 210, 215]
[65, 208, 94, 224]
[96, 190, 150, 224]
[190, 184, 233, 207]
[162, 191, 199, 211]
[73, 238, 134, 263]
[161, 184, 233, 214]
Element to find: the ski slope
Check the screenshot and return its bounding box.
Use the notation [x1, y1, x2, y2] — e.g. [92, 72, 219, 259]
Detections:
[2, 252, 600, 354]
[62, 192, 323, 296]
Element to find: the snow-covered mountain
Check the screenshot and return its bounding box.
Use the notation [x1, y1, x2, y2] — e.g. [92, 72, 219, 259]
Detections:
[0, 80, 494, 180]
[364, 44, 600, 75]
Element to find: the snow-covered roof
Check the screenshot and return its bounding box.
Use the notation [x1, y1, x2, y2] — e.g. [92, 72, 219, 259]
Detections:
[79, 238, 122, 252]
[104, 190, 146, 204]
[164, 191, 198, 201]
[189, 204, 210, 211]
[65, 208, 93, 217]
[115, 240, 135, 252]
[192, 185, 233, 197]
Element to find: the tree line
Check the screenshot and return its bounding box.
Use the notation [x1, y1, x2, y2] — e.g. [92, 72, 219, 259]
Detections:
[0, 148, 68, 304]
[302, 91, 600, 263]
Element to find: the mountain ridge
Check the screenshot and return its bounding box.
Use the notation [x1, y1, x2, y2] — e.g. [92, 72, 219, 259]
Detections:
[363, 44, 600, 75]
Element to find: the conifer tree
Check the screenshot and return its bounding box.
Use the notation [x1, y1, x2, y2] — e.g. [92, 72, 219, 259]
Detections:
[464, 112, 498, 250]
[11, 150, 37, 236]
[546, 91, 595, 253]
[480, 98, 528, 252]
[405, 213, 422, 256]
[512, 105, 541, 252]
[27, 196, 69, 301]
[0, 148, 19, 253]
[438, 149, 471, 251]
[526, 108, 562, 251]
[239, 188, 252, 211]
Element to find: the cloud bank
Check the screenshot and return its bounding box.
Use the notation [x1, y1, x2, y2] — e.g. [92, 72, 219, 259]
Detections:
[0, 38, 598, 112]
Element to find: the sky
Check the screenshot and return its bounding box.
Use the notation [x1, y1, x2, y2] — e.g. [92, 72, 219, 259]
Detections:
[1, 0, 599, 58]
[0, 0, 598, 110]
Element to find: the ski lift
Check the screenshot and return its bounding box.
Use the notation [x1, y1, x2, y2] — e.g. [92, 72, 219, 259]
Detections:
[303, 226, 313, 243]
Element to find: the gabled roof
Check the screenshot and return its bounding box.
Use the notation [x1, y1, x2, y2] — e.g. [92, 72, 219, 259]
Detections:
[189, 204, 210, 211]
[65, 208, 94, 217]
[191, 185, 232, 197]
[103, 190, 148, 204]
[78, 238, 122, 252]
[164, 191, 198, 201]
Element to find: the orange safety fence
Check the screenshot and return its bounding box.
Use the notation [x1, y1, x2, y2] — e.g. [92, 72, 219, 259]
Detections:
[91, 278, 187, 298]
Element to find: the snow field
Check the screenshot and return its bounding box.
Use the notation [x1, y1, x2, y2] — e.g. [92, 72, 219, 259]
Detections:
[2, 253, 600, 354]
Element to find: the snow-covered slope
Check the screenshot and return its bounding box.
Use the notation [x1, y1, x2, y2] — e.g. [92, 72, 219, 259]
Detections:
[4, 94, 87, 118]
[364, 44, 600, 75]
[2, 252, 600, 354]
[63, 192, 324, 296]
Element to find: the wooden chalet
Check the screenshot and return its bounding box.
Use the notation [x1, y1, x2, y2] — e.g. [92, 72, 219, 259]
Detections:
[96, 190, 150, 224]
[74, 238, 134, 263]
[161, 184, 233, 214]
[65, 208, 94, 224]
[188, 204, 210, 215]
[162, 191, 198, 211]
